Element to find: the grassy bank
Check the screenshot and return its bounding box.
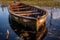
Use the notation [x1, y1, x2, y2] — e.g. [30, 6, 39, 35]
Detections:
[21, 1, 60, 7]
[0, 0, 60, 7]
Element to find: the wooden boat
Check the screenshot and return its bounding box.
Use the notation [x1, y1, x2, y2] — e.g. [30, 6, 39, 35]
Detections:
[8, 2, 48, 31]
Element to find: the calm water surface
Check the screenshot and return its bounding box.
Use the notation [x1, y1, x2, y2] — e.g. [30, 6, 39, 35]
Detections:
[0, 6, 60, 40]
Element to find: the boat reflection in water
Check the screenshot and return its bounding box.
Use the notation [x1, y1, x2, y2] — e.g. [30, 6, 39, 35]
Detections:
[9, 16, 47, 40]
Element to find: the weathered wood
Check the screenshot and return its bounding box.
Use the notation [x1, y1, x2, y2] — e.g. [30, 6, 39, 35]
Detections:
[8, 2, 47, 32]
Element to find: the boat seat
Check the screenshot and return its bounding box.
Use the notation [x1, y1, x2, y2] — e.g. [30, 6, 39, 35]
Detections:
[14, 10, 33, 13]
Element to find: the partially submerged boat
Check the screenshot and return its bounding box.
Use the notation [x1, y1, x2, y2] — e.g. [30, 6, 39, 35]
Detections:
[8, 2, 47, 31]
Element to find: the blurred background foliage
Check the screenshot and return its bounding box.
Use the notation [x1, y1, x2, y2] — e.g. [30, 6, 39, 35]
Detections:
[0, 0, 60, 7]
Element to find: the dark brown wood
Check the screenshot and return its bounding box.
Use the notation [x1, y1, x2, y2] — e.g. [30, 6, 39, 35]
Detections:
[8, 2, 47, 31]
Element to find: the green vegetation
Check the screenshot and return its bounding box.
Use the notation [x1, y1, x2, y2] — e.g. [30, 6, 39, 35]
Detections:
[0, 0, 60, 7]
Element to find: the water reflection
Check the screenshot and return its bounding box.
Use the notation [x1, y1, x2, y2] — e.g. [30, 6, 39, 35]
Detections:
[1, 4, 6, 11]
[44, 7, 60, 40]
[9, 15, 47, 40]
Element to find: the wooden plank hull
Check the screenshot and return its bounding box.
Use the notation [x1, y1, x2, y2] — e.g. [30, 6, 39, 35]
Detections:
[10, 14, 36, 30]
[9, 13, 47, 31]
[9, 16, 47, 40]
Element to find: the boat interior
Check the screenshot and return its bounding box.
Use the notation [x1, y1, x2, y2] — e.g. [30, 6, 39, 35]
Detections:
[9, 2, 46, 18]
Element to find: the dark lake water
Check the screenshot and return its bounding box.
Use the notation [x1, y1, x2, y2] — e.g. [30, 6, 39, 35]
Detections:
[0, 6, 60, 40]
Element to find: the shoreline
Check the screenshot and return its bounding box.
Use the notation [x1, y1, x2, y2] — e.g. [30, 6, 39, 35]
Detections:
[0, 1, 60, 7]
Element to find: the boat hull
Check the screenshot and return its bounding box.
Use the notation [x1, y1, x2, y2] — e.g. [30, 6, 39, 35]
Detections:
[9, 13, 47, 31]
[9, 16, 48, 40]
